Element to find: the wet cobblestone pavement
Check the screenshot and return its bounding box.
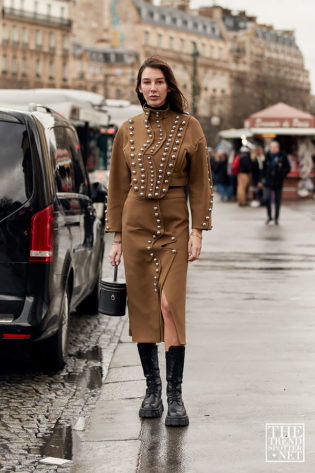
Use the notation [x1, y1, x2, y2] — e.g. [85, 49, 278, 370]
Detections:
[0, 311, 125, 473]
[0, 233, 126, 473]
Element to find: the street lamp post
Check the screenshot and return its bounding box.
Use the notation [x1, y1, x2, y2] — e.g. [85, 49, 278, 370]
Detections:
[192, 41, 199, 116]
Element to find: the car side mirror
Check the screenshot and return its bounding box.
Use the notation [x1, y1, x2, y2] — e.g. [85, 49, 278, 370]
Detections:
[91, 182, 107, 203]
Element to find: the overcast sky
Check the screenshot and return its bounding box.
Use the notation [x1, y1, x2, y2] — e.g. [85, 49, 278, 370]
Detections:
[188, 0, 315, 93]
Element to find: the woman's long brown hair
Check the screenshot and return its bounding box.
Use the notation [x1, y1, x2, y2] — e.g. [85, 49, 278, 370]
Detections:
[136, 56, 187, 114]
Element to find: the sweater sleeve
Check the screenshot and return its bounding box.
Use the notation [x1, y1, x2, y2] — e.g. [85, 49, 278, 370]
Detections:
[105, 126, 131, 233]
[187, 118, 214, 231]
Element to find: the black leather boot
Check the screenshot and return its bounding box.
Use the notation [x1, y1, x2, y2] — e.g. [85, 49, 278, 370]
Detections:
[137, 343, 163, 418]
[165, 345, 189, 426]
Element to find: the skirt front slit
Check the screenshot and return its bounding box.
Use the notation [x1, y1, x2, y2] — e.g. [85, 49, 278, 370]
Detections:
[122, 187, 189, 344]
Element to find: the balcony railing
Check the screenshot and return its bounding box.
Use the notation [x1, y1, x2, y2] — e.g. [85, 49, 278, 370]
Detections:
[2, 7, 72, 28]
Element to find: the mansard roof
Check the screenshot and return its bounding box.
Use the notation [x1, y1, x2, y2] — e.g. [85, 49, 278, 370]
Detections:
[255, 26, 297, 48]
[73, 43, 139, 64]
[134, 0, 223, 39]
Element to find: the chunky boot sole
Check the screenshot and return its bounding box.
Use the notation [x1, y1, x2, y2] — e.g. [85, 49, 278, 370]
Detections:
[165, 414, 189, 426]
[139, 401, 164, 418]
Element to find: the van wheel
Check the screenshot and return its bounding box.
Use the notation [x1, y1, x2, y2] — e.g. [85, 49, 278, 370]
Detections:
[41, 287, 70, 371]
[77, 254, 103, 315]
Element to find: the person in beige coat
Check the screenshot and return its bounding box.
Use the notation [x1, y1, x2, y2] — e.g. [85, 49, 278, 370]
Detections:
[105, 56, 214, 427]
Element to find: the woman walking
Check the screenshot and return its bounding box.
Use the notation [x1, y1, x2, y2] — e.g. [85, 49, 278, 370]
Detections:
[105, 57, 214, 427]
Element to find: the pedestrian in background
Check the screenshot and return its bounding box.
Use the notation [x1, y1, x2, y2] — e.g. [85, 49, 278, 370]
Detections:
[230, 149, 240, 201]
[213, 150, 232, 201]
[237, 147, 252, 206]
[106, 56, 214, 427]
[209, 149, 218, 187]
[262, 140, 291, 225]
[250, 145, 264, 207]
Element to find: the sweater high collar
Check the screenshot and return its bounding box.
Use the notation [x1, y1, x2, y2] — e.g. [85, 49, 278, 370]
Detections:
[143, 102, 171, 119]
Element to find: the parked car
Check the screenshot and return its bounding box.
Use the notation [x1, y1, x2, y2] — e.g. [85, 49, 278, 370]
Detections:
[0, 105, 106, 369]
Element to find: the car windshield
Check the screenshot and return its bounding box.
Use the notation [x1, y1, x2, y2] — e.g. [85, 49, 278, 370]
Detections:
[0, 119, 33, 221]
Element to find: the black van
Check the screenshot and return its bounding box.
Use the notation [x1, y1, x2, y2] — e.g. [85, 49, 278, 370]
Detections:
[0, 106, 106, 369]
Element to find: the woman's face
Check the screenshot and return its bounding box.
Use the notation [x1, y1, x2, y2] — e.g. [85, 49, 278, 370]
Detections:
[139, 67, 170, 108]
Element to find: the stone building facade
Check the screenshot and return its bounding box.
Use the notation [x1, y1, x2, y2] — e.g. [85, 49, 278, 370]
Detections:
[0, 0, 71, 88]
[200, 6, 311, 128]
[70, 0, 311, 139]
[71, 0, 232, 131]
[0, 0, 311, 140]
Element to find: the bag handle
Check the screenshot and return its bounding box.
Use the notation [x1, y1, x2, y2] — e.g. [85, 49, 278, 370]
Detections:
[113, 264, 118, 282]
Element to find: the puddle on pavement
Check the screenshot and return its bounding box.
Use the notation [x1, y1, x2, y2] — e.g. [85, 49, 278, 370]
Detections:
[76, 344, 102, 362]
[41, 345, 103, 462]
[195, 251, 315, 272]
[41, 422, 81, 461]
[65, 345, 103, 390]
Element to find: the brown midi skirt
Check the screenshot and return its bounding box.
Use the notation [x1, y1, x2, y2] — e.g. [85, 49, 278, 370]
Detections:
[122, 186, 189, 344]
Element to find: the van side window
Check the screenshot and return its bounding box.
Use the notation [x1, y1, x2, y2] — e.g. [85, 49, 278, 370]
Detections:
[0, 121, 33, 221]
[48, 126, 74, 193]
[66, 128, 89, 196]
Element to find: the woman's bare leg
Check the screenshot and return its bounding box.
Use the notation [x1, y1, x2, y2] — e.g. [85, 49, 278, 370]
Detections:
[161, 290, 181, 351]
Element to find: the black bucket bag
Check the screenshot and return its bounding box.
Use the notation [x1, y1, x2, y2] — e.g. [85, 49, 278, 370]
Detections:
[98, 265, 127, 316]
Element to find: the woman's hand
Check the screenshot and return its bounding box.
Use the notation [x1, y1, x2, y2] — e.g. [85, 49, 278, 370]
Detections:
[188, 229, 202, 262]
[109, 232, 122, 266]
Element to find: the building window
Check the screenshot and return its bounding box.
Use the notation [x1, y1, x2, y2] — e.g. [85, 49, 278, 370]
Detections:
[144, 30, 150, 45]
[77, 59, 82, 79]
[157, 33, 162, 48]
[62, 62, 67, 81]
[20, 0, 24, 10]
[47, 3, 51, 16]
[169, 36, 174, 49]
[2, 55, 7, 74]
[62, 34, 68, 52]
[35, 30, 41, 49]
[60, 6, 65, 18]
[34, 1, 38, 14]
[180, 38, 185, 52]
[212, 72, 217, 90]
[221, 73, 225, 90]
[21, 57, 26, 76]
[12, 56, 17, 75]
[12, 25, 19, 45]
[49, 60, 54, 79]
[116, 89, 121, 100]
[2, 24, 8, 44]
[35, 58, 41, 78]
[49, 32, 55, 51]
[22, 27, 28, 46]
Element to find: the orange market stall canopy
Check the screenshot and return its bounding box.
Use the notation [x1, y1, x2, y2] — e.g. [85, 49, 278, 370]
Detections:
[219, 102, 315, 200]
[220, 103, 315, 139]
[245, 102, 315, 136]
